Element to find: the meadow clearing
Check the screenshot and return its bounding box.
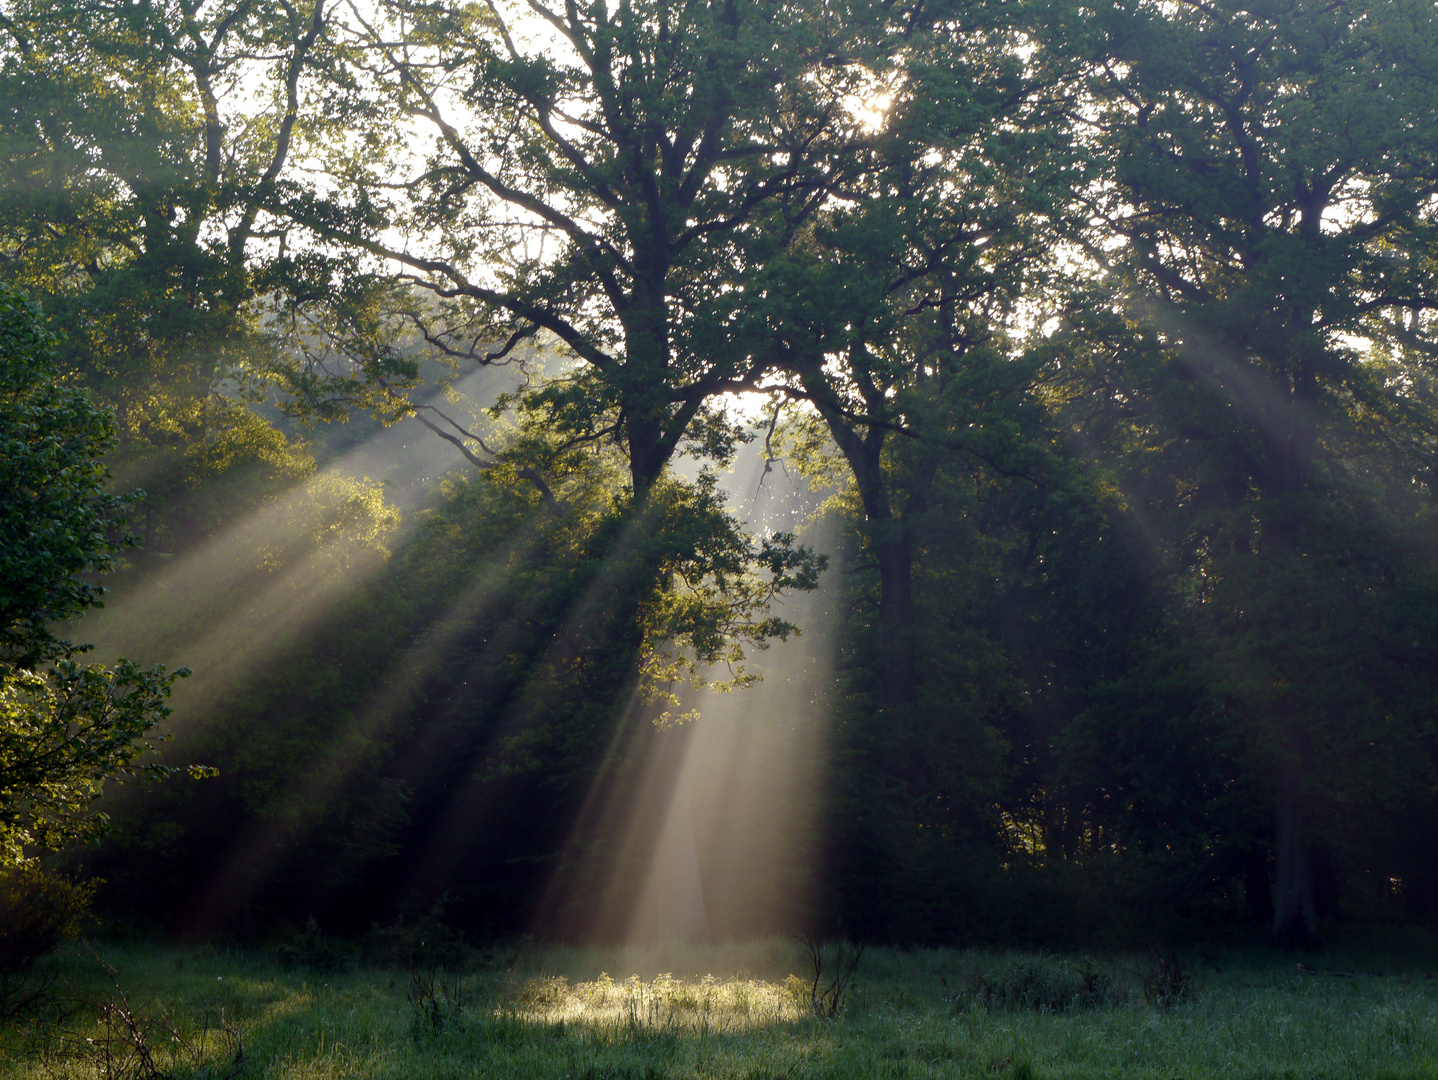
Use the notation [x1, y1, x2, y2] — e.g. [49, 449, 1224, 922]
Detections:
[3, 933, 1436, 1079]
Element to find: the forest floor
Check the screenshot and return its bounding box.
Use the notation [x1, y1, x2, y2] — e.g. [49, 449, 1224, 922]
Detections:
[2, 932, 1436, 1079]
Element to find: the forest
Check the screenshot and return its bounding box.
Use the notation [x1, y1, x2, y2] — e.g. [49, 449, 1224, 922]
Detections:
[1, 0, 1436, 979]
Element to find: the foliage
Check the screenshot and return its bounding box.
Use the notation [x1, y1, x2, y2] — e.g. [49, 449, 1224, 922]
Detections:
[0, 661, 194, 862]
[635, 470, 828, 725]
[0, 0, 379, 557]
[301, 0, 1047, 503]
[365, 898, 473, 972]
[111, 395, 320, 557]
[3, 0, 1435, 949]
[0, 864, 91, 1018]
[275, 917, 349, 975]
[0, 0, 342, 369]
[1053, 0, 1438, 946]
[0, 288, 129, 670]
[0, 286, 195, 865]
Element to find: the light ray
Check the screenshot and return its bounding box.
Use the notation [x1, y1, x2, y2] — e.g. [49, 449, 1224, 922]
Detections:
[182, 498, 558, 933]
[84, 440, 451, 725]
[534, 444, 842, 945]
[395, 506, 668, 904]
[84, 363, 519, 726]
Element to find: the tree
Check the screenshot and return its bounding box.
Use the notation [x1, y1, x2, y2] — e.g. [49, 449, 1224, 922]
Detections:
[0, 0, 377, 552]
[1060, 0, 1438, 946]
[308, 0, 952, 496]
[0, 0, 334, 367]
[760, 78, 1070, 706]
[0, 285, 191, 865]
[271, 0, 949, 722]
[298, 0, 1084, 711]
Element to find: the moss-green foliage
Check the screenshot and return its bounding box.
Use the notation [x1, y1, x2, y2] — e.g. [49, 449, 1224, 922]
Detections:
[0, 286, 125, 669]
[3, 938, 1436, 1079]
[108, 396, 321, 557]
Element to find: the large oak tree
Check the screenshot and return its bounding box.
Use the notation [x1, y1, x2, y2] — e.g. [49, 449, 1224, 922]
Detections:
[312, 0, 988, 496]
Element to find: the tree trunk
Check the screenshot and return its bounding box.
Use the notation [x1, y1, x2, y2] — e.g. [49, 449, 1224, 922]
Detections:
[809, 396, 916, 712]
[875, 525, 916, 707]
[627, 412, 667, 500]
[1273, 751, 1319, 948]
[1241, 844, 1274, 925]
[1259, 348, 1320, 949]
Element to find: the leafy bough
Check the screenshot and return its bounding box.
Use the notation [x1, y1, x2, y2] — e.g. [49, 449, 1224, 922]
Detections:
[636, 473, 827, 728]
[0, 659, 201, 865]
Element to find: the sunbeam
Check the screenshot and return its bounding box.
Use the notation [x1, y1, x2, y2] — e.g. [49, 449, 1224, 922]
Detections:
[83, 361, 521, 736]
[181, 496, 560, 934]
[529, 443, 843, 946]
[393, 505, 668, 905]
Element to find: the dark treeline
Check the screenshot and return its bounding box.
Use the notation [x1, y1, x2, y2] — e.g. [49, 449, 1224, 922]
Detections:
[1, 0, 1435, 954]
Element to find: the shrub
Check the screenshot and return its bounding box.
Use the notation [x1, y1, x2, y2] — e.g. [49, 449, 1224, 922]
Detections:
[0, 864, 94, 1016]
[276, 916, 349, 973]
[788, 937, 863, 1017]
[0, 865, 94, 975]
[957, 954, 1124, 1012]
[408, 967, 468, 1038]
[364, 897, 473, 971]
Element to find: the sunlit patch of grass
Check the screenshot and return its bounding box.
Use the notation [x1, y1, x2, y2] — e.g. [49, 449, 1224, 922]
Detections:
[506, 970, 807, 1033]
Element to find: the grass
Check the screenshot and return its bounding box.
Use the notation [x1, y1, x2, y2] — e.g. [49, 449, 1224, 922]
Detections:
[2, 933, 1436, 1079]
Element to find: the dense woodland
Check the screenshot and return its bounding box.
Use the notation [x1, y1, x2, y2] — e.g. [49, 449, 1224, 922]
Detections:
[0, 0, 1435, 957]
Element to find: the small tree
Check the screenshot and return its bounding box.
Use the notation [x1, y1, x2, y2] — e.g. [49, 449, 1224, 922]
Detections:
[0, 285, 193, 865]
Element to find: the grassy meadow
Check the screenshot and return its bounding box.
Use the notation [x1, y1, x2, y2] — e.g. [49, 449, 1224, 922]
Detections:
[2, 934, 1436, 1079]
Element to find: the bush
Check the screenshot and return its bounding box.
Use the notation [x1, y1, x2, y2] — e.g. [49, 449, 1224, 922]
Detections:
[276, 917, 349, 973]
[364, 897, 473, 971]
[0, 865, 94, 975]
[956, 954, 1124, 1012]
[0, 865, 94, 1017]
